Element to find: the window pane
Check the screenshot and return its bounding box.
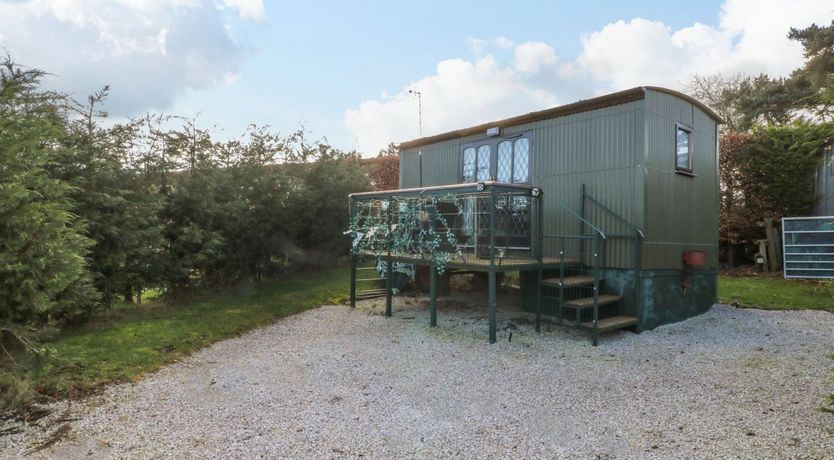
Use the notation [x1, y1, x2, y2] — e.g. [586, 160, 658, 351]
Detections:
[676, 127, 690, 170]
[513, 138, 529, 183]
[477, 145, 491, 181]
[462, 147, 475, 181]
[462, 197, 475, 238]
[497, 141, 512, 182]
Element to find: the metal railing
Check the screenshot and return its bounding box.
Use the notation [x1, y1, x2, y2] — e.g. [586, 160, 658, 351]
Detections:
[536, 191, 605, 344]
[348, 182, 544, 270]
[534, 186, 644, 345]
[582, 184, 644, 330]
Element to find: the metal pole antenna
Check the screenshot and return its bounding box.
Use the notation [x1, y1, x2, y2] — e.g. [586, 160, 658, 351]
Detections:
[409, 89, 422, 137]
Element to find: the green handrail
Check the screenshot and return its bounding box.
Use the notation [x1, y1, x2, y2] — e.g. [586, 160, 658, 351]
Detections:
[582, 191, 644, 239]
[592, 234, 601, 346]
[581, 185, 644, 338]
[540, 190, 607, 239]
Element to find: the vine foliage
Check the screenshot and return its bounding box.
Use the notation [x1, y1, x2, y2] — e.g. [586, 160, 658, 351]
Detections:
[346, 194, 470, 275]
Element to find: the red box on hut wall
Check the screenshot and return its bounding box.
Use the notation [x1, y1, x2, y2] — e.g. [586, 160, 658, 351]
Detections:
[683, 250, 707, 267]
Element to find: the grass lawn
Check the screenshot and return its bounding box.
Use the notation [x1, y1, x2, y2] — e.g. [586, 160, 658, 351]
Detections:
[718, 274, 834, 313]
[1, 267, 348, 413]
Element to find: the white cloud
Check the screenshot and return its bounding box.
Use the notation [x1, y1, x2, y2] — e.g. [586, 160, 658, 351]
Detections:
[0, 0, 255, 115]
[718, 0, 830, 73]
[222, 0, 266, 21]
[578, 0, 834, 91]
[466, 37, 487, 56]
[495, 36, 515, 49]
[514, 41, 558, 75]
[578, 18, 693, 89]
[346, 0, 834, 155]
[344, 56, 557, 155]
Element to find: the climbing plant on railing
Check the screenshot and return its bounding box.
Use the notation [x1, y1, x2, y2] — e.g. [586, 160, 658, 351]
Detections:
[346, 193, 468, 274]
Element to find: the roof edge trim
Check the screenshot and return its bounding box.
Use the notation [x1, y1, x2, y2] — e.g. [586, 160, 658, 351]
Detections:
[396, 86, 722, 151]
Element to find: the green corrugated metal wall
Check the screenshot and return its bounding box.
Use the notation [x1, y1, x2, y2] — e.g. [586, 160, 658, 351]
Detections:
[531, 101, 643, 269]
[642, 90, 719, 269]
[398, 88, 719, 271]
[398, 149, 420, 188]
[399, 141, 459, 188]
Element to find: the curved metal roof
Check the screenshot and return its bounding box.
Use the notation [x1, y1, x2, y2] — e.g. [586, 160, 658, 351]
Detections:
[397, 86, 722, 150]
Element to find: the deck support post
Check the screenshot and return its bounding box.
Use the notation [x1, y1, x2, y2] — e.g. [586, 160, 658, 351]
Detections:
[535, 268, 542, 333]
[535, 189, 544, 333]
[558, 238, 565, 325]
[385, 195, 393, 318]
[488, 270, 497, 344]
[349, 198, 357, 309]
[349, 255, 356, 308]
[385, 261, 393, 317]
[488, 187, 497, 344]
[579, 184, 587, 264]
[430, 265, 438, 327]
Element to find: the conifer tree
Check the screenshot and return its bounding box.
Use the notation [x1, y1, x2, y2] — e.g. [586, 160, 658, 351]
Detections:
[0, 57, 99, 324]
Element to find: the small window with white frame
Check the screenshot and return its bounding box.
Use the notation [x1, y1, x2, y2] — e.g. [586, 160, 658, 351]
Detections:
[675, 123, 693, 173]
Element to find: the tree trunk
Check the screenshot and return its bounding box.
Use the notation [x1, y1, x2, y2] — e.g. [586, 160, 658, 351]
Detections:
[727, 243, 735, 267]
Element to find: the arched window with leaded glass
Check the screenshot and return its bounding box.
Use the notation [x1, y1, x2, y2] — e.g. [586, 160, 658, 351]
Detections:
[459, 133, 532, 184]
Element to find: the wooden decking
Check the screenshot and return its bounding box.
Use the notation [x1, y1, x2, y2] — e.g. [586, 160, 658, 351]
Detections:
[359, 251, 580, 271]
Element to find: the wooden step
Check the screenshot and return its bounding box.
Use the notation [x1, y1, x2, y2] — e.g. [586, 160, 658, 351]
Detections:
[355, 289, 387, 299]
[541, 275, 595, 288]
[579, 315, 639, 332]
[564, 294, 622, 309]
[555, 258, 581, 266]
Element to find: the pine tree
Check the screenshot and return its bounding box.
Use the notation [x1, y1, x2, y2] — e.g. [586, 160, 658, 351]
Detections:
[788, 20, 834, 120]
[52, 89, 165, 305]
[0, 57, 99, 324]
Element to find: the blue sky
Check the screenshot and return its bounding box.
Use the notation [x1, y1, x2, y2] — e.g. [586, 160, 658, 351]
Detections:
[1, 0, 831, 155]
[172, 0, 723, 147]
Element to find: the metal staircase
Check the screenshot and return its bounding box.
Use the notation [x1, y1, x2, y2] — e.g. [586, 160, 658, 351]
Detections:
[534, 188, 642, 345]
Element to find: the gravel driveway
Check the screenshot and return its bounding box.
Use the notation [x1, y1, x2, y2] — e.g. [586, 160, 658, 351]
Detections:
[2, 297, 833, 459]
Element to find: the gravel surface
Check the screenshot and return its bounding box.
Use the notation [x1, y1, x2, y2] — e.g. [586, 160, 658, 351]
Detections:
[2, 297, 833, 459]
